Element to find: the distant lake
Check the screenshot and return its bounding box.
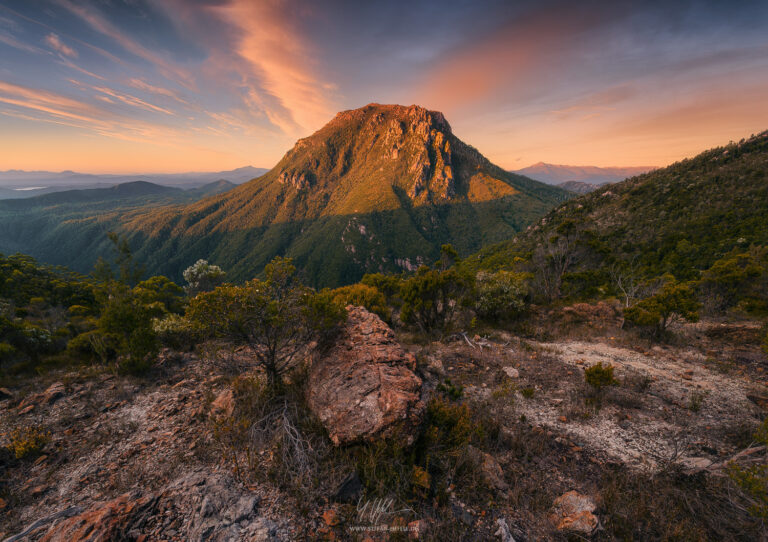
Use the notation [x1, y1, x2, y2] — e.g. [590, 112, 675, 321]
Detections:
[14, 187, 46, 191]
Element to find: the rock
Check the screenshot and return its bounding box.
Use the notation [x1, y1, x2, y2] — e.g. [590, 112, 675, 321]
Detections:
[43, 382, 66, 404]
[747, 393, 768, 409]
[230, 495, 260, 523]
[424, 356, 445, 376]
[323, 508, 340, 526]
[0, 387, 13, 401]
[679, 456, 713, 473]
[307, 306, 424, 445]
[550, 490, 598, 534]
[40, 491, 155, 542]
[408, 519, 429, 539]
[468, 445, 508, 491]
[333, 471, 363, 503]
[502, 367, 519, 379]
[210, 388, 234, 418]
[494, 518, 516, 542]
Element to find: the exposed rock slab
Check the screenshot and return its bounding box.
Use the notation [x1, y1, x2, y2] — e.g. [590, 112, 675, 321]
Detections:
[307, 306, 424, 445]
[549, 490, 598, 534]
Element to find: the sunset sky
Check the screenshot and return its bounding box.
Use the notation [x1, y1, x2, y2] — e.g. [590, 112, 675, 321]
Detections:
[1, 0, 767, 173]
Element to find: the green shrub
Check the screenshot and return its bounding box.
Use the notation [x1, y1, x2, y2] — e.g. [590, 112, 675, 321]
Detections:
[183, 259, 225, 296]
[188, 257, 345, 389]
[727, 418, 768, 520]
[437, 379, 464, 400]
[624, 276, 700, 338]
[325, 283, 389, 321]
[585, 362, 619, 390]
[152, 314, 197, 350]
[400, 246, 472, 334]
[474, 270, 529, 321]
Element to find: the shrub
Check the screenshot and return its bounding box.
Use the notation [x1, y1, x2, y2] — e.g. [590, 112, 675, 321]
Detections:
[624, 276, 700, 338]
[183, 259, 226, 296]
[325, 283, 389, 321]
[437, 379, 464, 400]
[188, 258, 345, 389]
[585, 362, 619, 390]
[152, 314, 197, 350]
[400, 246, 472, 334]
[727, 418, 768, 520]
[66, 330, 121, 364]
[5, 425, 50, 459]
[474, 270, 529, 322]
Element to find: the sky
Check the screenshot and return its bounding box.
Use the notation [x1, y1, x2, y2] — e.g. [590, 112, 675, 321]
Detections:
[0, 0, 767, 173]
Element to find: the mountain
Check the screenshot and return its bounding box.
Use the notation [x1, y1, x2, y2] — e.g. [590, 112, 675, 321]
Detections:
[0, 166, 268, 197]
[557, 181, 600, 194]
[0, 104, 569, 287]
[513, 162, 655, 185]
[472, 131, 768, 280]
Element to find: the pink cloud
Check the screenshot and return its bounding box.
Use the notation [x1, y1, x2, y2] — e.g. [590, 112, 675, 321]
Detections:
[45, 33, 77, 58]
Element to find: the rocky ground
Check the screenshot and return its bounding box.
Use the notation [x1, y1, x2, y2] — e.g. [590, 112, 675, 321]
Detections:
[1, 307, 766, 541]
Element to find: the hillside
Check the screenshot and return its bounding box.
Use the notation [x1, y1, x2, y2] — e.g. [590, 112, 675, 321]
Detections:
[557, 180, 600, 194]
[514, 162, 655, 185]
[0, 181, 237, 264]
[0, 104, 568, 287]
[472, 131, 768, 280]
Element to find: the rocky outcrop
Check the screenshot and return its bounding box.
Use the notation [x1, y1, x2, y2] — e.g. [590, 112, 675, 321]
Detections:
[307, 306, 424, 445]
[39, 491, 155, 542]
[549, 490, 598, 534]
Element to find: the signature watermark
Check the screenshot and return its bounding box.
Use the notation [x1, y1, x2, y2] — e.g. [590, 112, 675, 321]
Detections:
[349, 497, 420, 534]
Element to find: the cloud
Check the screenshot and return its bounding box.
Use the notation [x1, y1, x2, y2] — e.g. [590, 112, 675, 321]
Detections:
[127, 78, 189, 105]
[54, 0, 195, 89]
[209, 0, 338, 135]
[45, 33, 77, 57]
[0, 31, 44, 54]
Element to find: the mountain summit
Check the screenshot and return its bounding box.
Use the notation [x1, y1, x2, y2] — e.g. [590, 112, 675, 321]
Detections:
[0, 104, 568, 286]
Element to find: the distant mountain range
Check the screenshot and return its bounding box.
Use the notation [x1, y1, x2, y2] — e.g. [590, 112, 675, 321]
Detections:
[0, 104, 569, 287]
[0, 166, 267, 199]
[512, 162, 656, 186]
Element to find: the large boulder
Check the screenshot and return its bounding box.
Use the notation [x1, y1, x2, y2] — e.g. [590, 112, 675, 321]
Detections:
[307, 306, 424, 445]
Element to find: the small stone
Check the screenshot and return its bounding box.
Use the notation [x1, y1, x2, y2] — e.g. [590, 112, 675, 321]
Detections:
[0, 387, 13, 401]
[502, 367, 519, 379]
[43, 382, 66, 404]
[323, 508, 340, 526]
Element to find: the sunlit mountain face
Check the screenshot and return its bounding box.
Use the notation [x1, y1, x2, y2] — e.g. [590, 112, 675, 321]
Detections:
[0, 0, 767, 174]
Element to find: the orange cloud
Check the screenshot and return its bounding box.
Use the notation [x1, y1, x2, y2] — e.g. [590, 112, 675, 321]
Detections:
[210, 0, 337, 135]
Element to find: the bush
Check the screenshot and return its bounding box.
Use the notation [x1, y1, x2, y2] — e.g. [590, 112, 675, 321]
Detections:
[474, 270, 529, 322]
[183, 259, 225, 296]
[188, 258, 345, 389]
[325, 283, 389, 321]
[585, 362, 619, 390]
[152, 314, 197, 350]
[624, 276, 700, 338]
[727, 418, 768, 520]
[5, 425, 50, 459]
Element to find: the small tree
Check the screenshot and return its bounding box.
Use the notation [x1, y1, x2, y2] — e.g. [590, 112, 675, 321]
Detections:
[624, 275, 700, 338]
[187, 258, 345, 389]
[399, 245, 472, 335]
[474, 270, 529, 322]
[183, 259, 226, 296]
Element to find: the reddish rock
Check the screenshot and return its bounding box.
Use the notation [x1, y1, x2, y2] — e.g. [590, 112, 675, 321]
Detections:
[550, 490, 598, 534]
[43, 382, 66, 404]
[307, 306, 423, 445]
[40, 492, 154, 542]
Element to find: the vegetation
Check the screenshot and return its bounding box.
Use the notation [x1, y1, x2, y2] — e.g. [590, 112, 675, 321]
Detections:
[623, 276, 700, 337]
[187, 258, 346, 389]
